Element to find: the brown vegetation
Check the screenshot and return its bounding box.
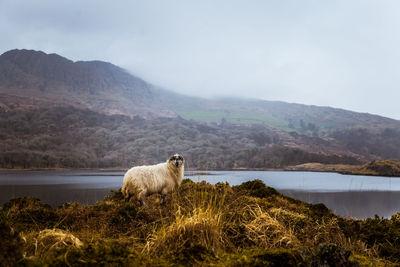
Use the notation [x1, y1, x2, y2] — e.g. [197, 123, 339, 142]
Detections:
[356, 160, 400, 177]
[1, 179, 398, 265]
[287, 160, 400, 177]
[0, 106, 362, 170]
[2, 49, 400, 171]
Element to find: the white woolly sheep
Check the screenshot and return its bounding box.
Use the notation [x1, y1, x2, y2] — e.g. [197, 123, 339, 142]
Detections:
[121, 154, 184, 205]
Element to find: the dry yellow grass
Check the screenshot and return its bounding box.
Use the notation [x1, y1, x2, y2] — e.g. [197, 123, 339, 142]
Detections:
[244, 205, 300, 248]
[22, 229, 83, 260]
[2, 179, 399, 266]
[269, 207, 307, 224]
[145, 206, 224, 255]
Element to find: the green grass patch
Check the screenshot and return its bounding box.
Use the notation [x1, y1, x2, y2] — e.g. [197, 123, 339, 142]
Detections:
[175, 108, 292, 130]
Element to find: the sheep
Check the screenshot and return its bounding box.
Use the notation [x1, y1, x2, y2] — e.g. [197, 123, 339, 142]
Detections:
[121, 154, 184, 205]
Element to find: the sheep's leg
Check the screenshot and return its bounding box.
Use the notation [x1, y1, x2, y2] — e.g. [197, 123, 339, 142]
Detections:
[138, 190, 147, 206]
[160, 194, 166, 205]
[122, 187, 129, 202]
[160, 188, 169, 205]
[123, 190, 131, 203]
[139, 196, 146, 206]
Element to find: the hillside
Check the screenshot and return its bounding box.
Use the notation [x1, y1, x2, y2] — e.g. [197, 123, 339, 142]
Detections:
[1, 180, 399, 265]
[287, 160, 400, 177]
[1, 49, 400, 133]
[0, 49, 174, 118]
[1, 49, 400, 167]
[173, 98, 400, 134]
[0, 106, 362, 169]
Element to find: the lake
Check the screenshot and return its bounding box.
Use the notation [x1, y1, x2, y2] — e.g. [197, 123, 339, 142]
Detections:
[1, 170, 400, 219]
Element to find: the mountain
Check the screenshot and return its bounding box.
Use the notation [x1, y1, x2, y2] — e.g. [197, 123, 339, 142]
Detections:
[0, 106, 362, 169]
[1, 49, 399, 133]
[0, 49, 174, 118]
[168, 97, 400, 134]
[1, 49, 400, 169]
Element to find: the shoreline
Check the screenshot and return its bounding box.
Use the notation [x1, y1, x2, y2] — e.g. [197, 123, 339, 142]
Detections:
[0, 167, 285, 172]
[285, 160, 400, 178]
[1, 160, 400, 178]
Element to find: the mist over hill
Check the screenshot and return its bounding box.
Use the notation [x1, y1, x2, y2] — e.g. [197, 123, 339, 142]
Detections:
[0, 49, 174, 118]
[1, 49, 400, 168]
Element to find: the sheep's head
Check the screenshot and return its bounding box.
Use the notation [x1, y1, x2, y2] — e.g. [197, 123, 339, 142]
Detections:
[168, 154, 184, 168]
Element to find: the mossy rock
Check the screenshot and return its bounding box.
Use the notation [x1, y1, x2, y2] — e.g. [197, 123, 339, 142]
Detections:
[181, 178, 195, 186]
[233, 179, 280, 198]
[109, 202, 138, 227]
[298, 243, 357, 267]
[350, 254, 387, 267]
[104, 189, 125, 202]
[222, 248, 300, 266]
[179, 179, 218, 194]
[362, 160, 400, 176]
[2, 197, 58, 231]
[252, 249, 299, 266]
[359, 216, 400, 262]
[390, 212, 400, 224]
[225, 224, 254, 248]
[173, 244, 216, 265]
[307, 202, 331, 217]
[338, 218, 361, 240]
[0, 220, 24, 266]
[29, 239, 168, 266]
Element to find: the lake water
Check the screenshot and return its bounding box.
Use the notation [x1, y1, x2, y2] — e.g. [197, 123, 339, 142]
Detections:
[1, 170, 400, 219]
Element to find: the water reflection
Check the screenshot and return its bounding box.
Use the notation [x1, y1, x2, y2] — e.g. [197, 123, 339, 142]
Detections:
[280, 190, 400, 219]
[0, 184, 113, 208]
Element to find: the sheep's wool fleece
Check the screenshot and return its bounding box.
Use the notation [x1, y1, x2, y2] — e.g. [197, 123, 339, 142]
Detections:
[123, 162, 183, 196]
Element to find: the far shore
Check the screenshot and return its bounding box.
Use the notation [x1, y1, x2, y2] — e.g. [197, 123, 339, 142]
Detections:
[285, 160, 400, 178]
[1, 160, 400, 177]
[0, 167, 284, 172]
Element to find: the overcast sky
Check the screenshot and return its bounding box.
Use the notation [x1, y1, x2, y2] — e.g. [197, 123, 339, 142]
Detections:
[1, 0, 400, 119]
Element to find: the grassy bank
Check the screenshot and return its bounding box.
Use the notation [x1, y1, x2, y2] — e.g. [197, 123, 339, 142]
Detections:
[1, 179, 399, 266]
[287, 160, 400, 177]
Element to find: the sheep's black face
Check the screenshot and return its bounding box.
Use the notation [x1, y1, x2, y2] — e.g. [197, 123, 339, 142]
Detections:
[169, 154, 184, 168]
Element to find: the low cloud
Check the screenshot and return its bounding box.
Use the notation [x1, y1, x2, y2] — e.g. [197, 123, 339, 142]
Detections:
[1, 0, 399, 119]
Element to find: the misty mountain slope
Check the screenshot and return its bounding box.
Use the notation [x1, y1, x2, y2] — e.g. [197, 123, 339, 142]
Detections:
[1, 49, 399, 135]
[1, 49, 400, 167]
[171, 97, 400, 134]
[0, 49, 174, 118]
[141, 85, 400, 136]
[0, 106, 365, 169]
[1, 48, 400, 163]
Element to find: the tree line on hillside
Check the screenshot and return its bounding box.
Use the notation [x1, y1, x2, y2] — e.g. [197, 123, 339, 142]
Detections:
[0, 106, 399, 169]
